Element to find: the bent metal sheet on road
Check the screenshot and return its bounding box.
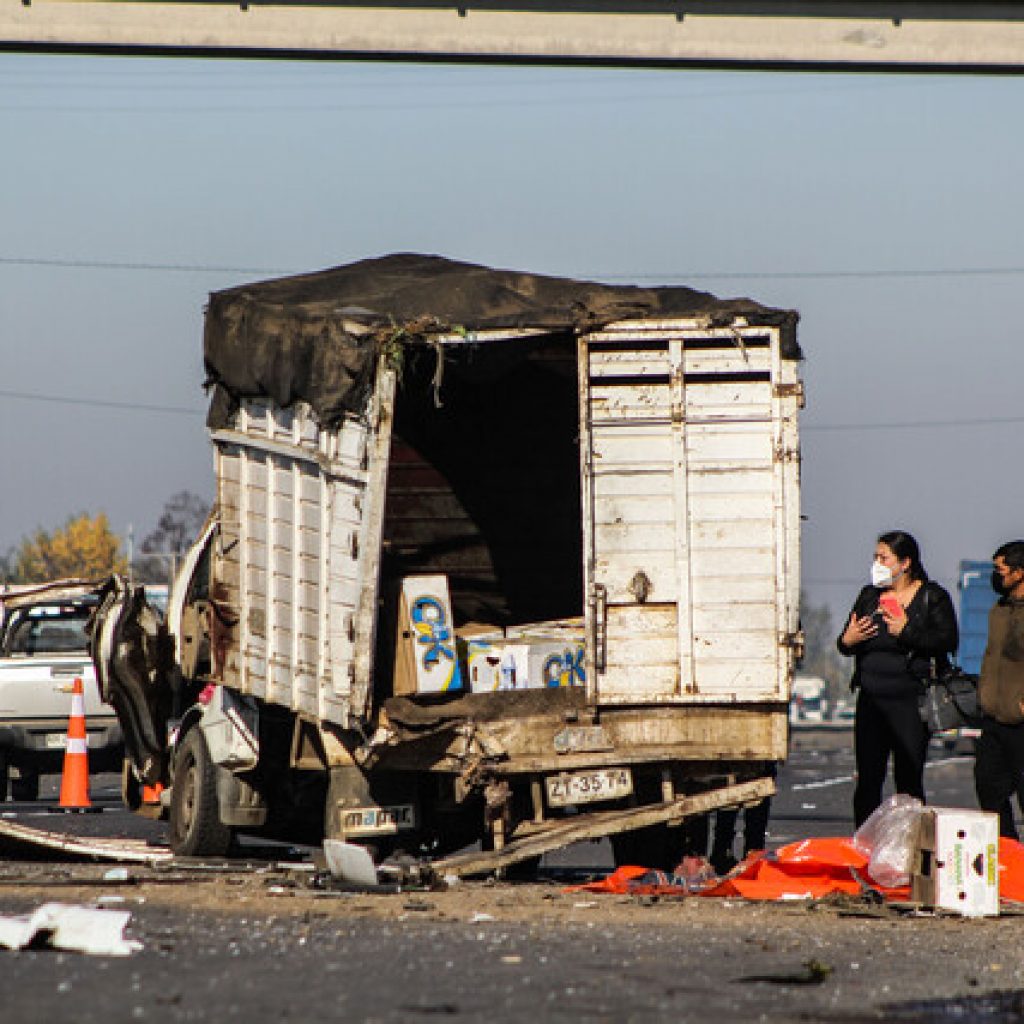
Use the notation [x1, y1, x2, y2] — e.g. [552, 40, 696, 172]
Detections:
[0, 819, 172, 865]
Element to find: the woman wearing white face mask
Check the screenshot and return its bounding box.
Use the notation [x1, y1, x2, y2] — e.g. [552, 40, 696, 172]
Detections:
[837, 530, 959, 826]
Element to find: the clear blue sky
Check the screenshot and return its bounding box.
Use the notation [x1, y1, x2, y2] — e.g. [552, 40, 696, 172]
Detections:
[2, 54, 1023, 628]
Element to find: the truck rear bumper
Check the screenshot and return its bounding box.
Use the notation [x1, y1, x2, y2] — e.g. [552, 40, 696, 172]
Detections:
[373, 692, 788, 774]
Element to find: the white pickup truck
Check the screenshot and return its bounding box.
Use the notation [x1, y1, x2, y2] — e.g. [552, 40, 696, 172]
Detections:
[0, 581, 124, 800]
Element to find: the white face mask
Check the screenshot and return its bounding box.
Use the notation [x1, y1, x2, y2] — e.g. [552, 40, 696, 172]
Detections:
[871, 562, 895, 588]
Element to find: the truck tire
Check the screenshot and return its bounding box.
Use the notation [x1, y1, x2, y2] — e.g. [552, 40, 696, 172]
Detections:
[10, 768, 39, 802]
[169, 728, 233, 857]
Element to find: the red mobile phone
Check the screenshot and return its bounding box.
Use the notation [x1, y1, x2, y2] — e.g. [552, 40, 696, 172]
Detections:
[878, 592, 902, 618]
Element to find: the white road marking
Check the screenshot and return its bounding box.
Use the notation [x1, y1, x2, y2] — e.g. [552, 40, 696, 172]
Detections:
[792, 776, 853, 791]
[925, 756, 974, 768]
[790, 755, 971, 791]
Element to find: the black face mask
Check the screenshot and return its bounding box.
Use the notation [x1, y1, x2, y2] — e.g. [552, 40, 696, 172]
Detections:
[994, 569, 1024, 598]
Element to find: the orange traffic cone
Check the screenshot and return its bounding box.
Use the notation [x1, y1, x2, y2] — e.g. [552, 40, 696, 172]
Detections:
[58, 677, 92, 810]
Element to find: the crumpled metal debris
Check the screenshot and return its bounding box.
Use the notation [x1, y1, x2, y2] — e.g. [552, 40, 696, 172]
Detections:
[0, 903, 142, 956]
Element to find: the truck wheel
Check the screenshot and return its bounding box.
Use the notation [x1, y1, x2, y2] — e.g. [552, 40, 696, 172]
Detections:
[10, 769, 39, 802]
[169, 729, 233, 857]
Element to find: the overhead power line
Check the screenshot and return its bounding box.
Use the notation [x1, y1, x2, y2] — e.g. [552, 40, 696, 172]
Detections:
[0, 256, 288, 275]
[2, 387, 1022, 434]
[623, 267, 1024, 282]
[0, 389, 202, 417]
[803, 415, 1024, 433]
[6, 255, 1024, 283]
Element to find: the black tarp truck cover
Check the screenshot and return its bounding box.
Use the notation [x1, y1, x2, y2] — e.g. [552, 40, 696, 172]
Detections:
[203, 252, 800, 429]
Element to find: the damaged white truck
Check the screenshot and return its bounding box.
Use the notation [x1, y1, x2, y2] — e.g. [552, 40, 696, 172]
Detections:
[90, 254, 803, 875]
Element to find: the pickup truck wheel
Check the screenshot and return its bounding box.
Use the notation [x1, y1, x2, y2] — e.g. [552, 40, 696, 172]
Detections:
[169, 729, 232, 857]
[11, 769, 39, 802]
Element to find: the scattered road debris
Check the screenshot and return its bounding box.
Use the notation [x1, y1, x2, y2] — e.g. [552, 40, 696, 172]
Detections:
[402, 899, 435, 912]
[0, 903, 141, 956]
[322, 839, 378, 886]
[0, 819, 172, 865]
[738, 959, 834, 985]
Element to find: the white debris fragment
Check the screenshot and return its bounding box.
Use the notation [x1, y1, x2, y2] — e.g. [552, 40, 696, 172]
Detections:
[103, 867, 130, 882]
[322, 840, 378, 887]
[469, 912, 495, 923]
[0, 903, 142, 956]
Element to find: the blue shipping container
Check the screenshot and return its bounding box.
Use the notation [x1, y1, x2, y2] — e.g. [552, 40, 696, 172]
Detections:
[958, 559, 998, 675]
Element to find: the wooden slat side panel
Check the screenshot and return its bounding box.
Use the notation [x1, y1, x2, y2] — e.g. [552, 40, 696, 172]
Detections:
[210, 396, 382, 727]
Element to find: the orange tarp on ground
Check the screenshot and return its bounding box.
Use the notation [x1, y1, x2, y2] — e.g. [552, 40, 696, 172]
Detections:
[567, 836, 1024, 903]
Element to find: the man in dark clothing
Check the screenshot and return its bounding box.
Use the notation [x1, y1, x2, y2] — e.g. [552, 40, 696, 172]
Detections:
[975, 540, 1024, 839]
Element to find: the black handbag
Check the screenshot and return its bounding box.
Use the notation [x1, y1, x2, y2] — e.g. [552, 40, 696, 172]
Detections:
[918, 666, 981, 733]
[910, 583, 979, 733]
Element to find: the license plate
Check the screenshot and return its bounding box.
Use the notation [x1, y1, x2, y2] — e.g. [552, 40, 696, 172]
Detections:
[341, 804, 417, 836]
[545, 768, 633, 808]
[45, 733, 95, 750]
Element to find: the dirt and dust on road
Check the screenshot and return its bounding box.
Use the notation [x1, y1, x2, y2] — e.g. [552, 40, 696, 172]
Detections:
[2, 853, 1024, 1024]
[2, 746, 1024, 1023]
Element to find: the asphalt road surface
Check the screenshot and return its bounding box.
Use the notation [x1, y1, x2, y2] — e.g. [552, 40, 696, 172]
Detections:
[2, 728, 1021, 1024]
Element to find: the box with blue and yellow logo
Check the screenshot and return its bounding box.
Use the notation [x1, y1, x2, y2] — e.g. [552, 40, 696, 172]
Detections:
[392, 575, 464, 695]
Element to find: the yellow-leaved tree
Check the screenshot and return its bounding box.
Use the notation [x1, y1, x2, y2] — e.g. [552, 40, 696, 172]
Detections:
[11, 513, 127, 583]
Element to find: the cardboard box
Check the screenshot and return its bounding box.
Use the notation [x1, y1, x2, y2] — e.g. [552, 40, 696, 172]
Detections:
[498, 636, 586, 690]
[391, 575, 463, 695]
[465, 639, 505, 693]
[530, 638, 586, 689]
[459, 621, 586, 693]
[911, 807, 1000, 917]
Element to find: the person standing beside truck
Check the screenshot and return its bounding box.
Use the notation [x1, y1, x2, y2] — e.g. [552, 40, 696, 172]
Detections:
[709, 762, 777, 875]
[837, 530, 958, 827]
[974, 540, 1024, 839]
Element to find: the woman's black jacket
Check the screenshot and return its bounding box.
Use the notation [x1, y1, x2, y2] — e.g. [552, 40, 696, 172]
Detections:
[836, 581, 959, 697]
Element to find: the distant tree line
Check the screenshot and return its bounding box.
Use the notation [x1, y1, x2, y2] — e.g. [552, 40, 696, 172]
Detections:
[0, 499, 854, 711]
[0, 491, 210, 586]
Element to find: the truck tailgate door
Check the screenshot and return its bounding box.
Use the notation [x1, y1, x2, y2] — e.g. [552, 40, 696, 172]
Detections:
[580, 322, 800, 705]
